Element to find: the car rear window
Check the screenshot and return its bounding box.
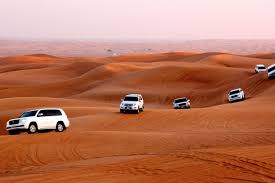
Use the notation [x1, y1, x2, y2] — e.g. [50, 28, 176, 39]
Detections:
[258, 66, 266, 70]
[38, 110, 62, 117]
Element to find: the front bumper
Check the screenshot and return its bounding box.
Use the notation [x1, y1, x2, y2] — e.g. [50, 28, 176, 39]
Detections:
[6, 125, 27, 131]
[228, 95, 242, 102]
[174, 103, 190, 109]
[268, 73, 275, 79]
[120, 106, 139, 111]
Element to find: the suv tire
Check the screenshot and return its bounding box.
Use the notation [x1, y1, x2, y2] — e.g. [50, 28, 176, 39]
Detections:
[56, 122, 65, 132]
[28, 123, 38, 134]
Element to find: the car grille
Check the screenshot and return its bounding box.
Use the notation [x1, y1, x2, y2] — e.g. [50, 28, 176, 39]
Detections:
[9, 120, 20, 125]
[178, 103, 187, 107]
[231, 95, 239, 98]
[124, 104, 133, 107]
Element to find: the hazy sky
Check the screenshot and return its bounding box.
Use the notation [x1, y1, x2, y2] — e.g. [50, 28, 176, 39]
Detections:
[0, 0, 275, 40]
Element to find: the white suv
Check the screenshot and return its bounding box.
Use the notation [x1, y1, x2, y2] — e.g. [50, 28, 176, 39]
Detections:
[6, 108, 70, 135]
[267, 64, 275, 79]
[173, 97, 191, 109]
[228, 88, 245, 103]
[255, 64, 266, 73]
[120, 94, 144, 114]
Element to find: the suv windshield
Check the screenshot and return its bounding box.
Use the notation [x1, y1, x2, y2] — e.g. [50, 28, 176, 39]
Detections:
[229, 90, 240, 95]
[174, 98, 187, 103]
[20, 110, 38, 118]
[124, 97, 138, 101]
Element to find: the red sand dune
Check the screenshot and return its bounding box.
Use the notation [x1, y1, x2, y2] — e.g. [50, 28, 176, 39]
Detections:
[248, 53, 275, 59]
[0, 52, 275, 182]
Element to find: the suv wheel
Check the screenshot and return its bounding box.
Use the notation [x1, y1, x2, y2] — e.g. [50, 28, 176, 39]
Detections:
[28, 123, 38, 134]
[56, 122, 65, 132]
[140, 106, 144, 112]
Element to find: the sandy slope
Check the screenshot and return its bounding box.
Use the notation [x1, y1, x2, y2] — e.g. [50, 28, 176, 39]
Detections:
[0, 53, 275, 182]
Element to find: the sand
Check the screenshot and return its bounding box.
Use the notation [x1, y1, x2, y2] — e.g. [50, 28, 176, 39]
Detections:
[0, 52, 275, 182]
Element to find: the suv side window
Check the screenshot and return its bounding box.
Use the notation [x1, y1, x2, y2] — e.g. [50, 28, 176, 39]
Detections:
[37, 110, 62, 117]
[51, 110, 62, 116]
[268, 66, 275, 73]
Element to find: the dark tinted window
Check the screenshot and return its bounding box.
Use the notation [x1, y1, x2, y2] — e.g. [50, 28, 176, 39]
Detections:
[258, 66, 266, 70]
[268, 66, 275, 73]
[174, 98, 187, 103]
[38, 110, 62, 117]
[229, 90, 240, 95]
[20, 110, 38, 118]
[124, 97, 138, 101]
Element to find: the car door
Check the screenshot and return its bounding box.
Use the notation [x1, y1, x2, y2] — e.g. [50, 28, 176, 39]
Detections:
[36, 110, 50, 129]
[47, 110, 62, 129]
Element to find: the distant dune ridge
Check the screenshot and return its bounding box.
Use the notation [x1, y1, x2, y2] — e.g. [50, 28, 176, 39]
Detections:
[0, 39, 275, 57]
[0, 52, 275, 182]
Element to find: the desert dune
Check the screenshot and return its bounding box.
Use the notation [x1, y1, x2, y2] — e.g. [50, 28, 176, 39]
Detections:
[0, 52, 275, 182]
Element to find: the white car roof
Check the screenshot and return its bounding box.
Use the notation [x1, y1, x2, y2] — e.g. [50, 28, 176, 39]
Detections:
[125, 94, 141, 97]
[230, 88, 242, 92]
[268, 64, 275, 69]
[25, 108, 64, 112]
[256, 64, 265, 67]
[174, 97, 188, 100]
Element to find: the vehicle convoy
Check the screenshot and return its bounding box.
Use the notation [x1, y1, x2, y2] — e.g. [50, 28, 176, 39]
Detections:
[6, 108, 70, 135]
[173, 97, 191, 109]
[120, 94, 144, 114]
[255, 64, 266, 73]
[267, 64, 275, 79]
[228, 88, 245, 103]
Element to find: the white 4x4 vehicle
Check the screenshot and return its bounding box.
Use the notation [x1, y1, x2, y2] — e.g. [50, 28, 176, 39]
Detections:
[6, 108, 70, 135]
[267, 64, 275, 79]
[255, 64, 266, 73]
[228, 88, 245, 103]
[173, 97, 191, 109]
[120, 94, 144, 114]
